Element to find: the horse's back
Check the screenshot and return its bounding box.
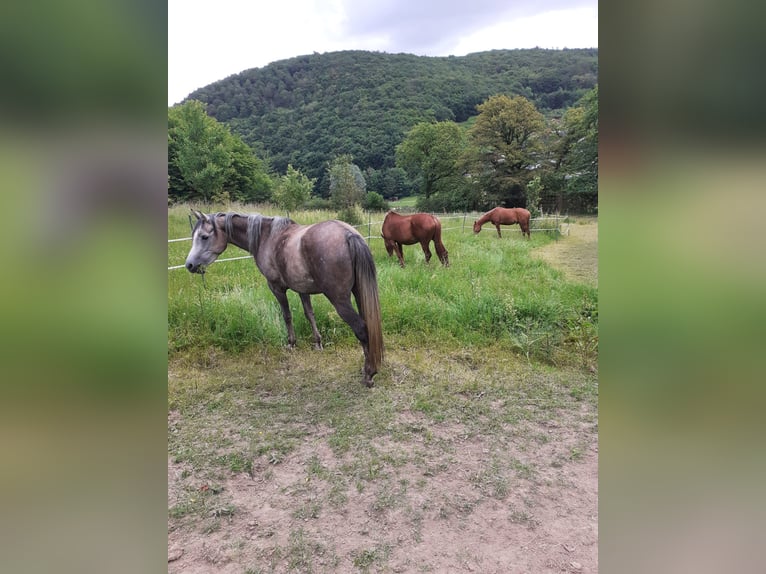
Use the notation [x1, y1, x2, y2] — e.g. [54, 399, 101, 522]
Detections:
[383, 212, 438, 243]
[514, 207, 531, 222]
[300, 220, 362, 259]
[495, 207, 529, 224]
[264, 220, 360, 292]
[412, 213, 440, 239]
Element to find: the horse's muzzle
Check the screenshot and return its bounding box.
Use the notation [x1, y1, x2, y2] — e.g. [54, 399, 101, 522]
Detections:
[185, 262, 204, 274]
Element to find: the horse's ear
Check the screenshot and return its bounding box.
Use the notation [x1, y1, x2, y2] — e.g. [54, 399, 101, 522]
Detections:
[191, 209, 204, 221]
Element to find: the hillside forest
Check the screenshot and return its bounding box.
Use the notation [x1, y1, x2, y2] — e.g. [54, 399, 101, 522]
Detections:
[168, 49, 598, 215]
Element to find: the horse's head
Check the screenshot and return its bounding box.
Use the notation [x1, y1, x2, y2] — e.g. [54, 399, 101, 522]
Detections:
[472, 220, 481, 234]
[185, 210, 228, 273]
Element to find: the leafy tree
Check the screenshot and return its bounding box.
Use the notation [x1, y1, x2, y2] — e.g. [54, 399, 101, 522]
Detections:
[328, 155, 366, 209]
[226, 136, 274, 203]
[168, 100, 273, 203]
[364, 166, 414, 199]
[559, 85, 598, 212]
[467, 94, 546, 207]
[395, 121, 466, 200]
[525, 175, 543, 218]
[272, 164, 316, 213]
[362, 191, 389, 211]
[169, 100, 232, 201]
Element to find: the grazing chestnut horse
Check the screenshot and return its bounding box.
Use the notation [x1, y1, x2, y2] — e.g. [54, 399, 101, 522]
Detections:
[381, 211, 449, 267]
[473, 207, 531, 238]
[185, 210, 384, 387]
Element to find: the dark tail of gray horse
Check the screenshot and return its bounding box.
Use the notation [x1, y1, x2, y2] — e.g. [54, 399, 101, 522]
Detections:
[347, 234, 384, 374]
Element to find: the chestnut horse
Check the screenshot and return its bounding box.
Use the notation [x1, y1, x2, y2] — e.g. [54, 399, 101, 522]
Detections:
[381, 211, 449, 267]
[473, 207, 531, 238]
[185, 210, 384, 387]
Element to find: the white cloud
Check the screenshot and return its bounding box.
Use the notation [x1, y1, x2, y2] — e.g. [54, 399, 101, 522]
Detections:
[450, 7, 598, 55]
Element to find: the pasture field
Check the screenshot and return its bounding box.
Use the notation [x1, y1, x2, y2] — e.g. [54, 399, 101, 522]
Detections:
[168, 204, 598, 573]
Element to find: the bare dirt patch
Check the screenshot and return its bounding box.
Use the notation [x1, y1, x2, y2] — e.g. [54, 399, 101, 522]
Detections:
[535, 219, 598, 287]
[168, 347, 597, 573]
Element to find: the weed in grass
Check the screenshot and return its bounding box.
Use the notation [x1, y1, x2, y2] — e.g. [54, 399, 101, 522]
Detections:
[292, 500, 322, 520]
[306, 454, 327, 478]
[284, 528, 334, 572]
[216, 452, 252, 474]
[509, 506, 538, 529]
[327, 482, 348, 508]
[210, 504, 236, 518]
[370, 481, 405, 514]
[471, 457, 510, 500]
[509, 458, 536, 481]
[202, 520, 221, 535]
[169, 500, 198, 520]
[285, 529, 312, 572]
[570, 315, 598, 371]
[353, 545, 391, 572]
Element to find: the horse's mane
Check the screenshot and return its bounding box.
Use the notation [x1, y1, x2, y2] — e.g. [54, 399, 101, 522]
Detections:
[206, 212, 294, 254]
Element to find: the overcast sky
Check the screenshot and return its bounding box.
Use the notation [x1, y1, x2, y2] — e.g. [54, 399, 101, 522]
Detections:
[168, 0, 598, 106]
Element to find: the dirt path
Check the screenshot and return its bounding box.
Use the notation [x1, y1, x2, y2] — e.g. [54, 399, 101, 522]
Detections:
[168, 349, 598, 574]
[535, 219, 598, 287]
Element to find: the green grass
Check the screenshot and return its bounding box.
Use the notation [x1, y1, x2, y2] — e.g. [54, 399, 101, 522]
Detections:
[388, 196, 418, 208]
[168, 204, 596, 368]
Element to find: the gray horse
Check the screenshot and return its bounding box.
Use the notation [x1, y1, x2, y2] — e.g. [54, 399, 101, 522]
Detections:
[185, 210, 384, 387]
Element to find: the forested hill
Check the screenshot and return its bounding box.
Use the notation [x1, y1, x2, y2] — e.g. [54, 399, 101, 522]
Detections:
[184, 48, 598, 190]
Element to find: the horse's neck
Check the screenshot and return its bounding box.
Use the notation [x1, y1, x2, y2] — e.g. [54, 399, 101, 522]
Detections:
[216, 213, 253, 253]
[478, 211, 494, 224]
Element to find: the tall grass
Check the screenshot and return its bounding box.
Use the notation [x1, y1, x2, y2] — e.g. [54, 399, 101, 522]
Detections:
[168, 204, 596, 367]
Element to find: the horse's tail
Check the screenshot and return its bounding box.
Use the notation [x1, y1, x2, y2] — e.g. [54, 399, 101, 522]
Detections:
[347, 233, 384, 372]
[520, 209, 531, 237]
[430, 215, 449, 264]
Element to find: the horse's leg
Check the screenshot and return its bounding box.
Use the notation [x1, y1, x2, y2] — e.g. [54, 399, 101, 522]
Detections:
[395, 242, 405, 267]
[495, 224, 502, 238]
[435, 240, 449, 266]
[268, 283, 297, 348]
[298, 292, 323, 350]
[328, 296, 375, 387]
[420, 240, 432, 263]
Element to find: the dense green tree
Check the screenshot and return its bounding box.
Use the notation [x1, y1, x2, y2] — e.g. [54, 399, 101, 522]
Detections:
[559, 86, 598, 212]
[168, 100, 273, 203]
[364, 167, 414, 199]
[169, 100, 232, 201]
[362, 191, 389, 211]
[272, 164, 316, 213]
[395, 121, 466, 200]
[467, 94, 546, 207]
[226, 136, 274, 203]
[328, 155, 366, 209]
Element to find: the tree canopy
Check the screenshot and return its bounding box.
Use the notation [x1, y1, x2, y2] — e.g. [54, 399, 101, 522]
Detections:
[168, 100, 272, 203]
[184, 49, 597, 195]
[169, 50, 598, 213]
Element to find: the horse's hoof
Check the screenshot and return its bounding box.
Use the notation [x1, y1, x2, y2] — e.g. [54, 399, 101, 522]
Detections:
[314, 343, 323, 351]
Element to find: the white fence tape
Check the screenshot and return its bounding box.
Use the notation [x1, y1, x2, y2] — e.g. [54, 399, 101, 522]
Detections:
[168, 214, 565, 270]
